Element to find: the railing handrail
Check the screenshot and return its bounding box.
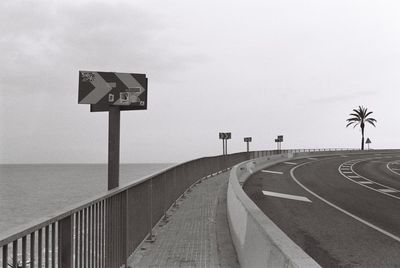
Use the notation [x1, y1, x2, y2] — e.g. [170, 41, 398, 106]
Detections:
[0, 148, 360, 246]
[0, 150, 258, 246]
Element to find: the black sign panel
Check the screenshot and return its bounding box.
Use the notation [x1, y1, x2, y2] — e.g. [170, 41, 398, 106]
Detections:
[219, 132, 231, 139]
[78, 71, 148, 112]
[244, 137, 252, 142]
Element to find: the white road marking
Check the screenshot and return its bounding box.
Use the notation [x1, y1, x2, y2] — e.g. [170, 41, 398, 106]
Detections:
[348, 175, 360, 178]
[261, 170, 283, 175]
[386, 161, 400, 176]
[379, 189, 398, 193]
[291, 163, 400, 243]
[342, 171, 353, 174]
[262, 191, 312, 202]
[284, 162, 297, 165]
[338, 159, 400, 200]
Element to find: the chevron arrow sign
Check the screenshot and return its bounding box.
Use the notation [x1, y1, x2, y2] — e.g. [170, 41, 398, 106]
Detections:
[78, 70, 148, 112]
[219, 132, 231, 139]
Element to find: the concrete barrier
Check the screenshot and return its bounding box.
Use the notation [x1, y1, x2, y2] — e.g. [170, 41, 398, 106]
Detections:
[227, 154, 321, 268]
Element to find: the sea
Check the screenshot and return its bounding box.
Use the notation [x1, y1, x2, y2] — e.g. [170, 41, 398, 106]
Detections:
[0, 163, 173, 235]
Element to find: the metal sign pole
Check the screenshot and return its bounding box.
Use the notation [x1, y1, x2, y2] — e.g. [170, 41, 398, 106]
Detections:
[225, 139, 228, 155]
[108, 106, 120, 190]
[246, 141, 249, 152]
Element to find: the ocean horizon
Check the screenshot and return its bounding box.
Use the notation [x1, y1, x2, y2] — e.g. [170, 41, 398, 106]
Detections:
[0, 163, 174, 235]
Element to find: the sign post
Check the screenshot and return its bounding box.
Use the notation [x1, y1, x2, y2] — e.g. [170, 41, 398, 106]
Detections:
[79, 71, 148, 190]
[219, 132, 231, 155]
[366, 138, 371, 150]
[108, 106, 120, 189]
[275, 135, 283, 152]
[244, 137, 252, 152]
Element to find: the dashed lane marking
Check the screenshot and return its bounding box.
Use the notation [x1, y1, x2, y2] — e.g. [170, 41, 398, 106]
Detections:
[339, 158, 400, 200]
[284, 162, 297, 165]
[262, 190, 312, 202]
[291, 163, 400, 243]
[261, 170, 283, 175]
[379, 189, 398, 193]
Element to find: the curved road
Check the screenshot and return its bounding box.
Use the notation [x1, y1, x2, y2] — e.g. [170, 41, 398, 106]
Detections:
[243, 152, 400, 267]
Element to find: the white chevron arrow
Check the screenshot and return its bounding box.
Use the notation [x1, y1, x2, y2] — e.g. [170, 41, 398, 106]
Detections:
[79, 72, 116, 104]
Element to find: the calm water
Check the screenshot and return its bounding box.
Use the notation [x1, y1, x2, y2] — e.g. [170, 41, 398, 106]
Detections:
[0, 163, 173, 235]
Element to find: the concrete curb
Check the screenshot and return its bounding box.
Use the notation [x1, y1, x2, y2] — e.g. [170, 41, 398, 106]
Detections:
[226, 153, 321, 268]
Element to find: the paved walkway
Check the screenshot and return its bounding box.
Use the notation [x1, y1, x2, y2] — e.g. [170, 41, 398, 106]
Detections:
[128, 171, 240, 268]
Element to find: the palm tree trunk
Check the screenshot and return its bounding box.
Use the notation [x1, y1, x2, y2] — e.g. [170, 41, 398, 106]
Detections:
[361, 126, 365, 150]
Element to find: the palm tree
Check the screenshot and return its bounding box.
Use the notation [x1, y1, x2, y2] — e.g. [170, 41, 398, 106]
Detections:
[346, 106, 377, 150]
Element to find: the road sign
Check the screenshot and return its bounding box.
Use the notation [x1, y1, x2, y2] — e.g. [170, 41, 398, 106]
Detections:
[78, 70, 148, 190]
[78, 71, 148, 112]
[277, 135, 283, 142]
[219, 132, 231, 139]
[219, 132, 231, 155]
[366, 138, 371, 144]
[244, 137, 252, 142]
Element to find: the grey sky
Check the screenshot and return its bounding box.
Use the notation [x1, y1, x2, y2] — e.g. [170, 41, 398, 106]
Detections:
[1, 0, 399, 163]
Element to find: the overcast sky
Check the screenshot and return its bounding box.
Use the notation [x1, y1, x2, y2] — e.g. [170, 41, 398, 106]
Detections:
[1, 0, 399, 164]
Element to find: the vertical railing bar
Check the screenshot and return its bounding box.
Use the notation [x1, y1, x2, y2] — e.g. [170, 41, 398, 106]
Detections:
[114, 196, 117, 267]
[120, 194, 123, 266]
[88, 206, 92, 268]
[105, 198, 110, 268]
[99, 201, 102, 268]
[79, 210, 83, 268]
[45, 225, 49, 268]
[118, 195, 121, 267]
[12, 240, 18, 268]
[91, 204, 95, 268]
[38, 228, 42, 268]
[113, 196, 117, 268]
[51, 222, 56, 268]
[97, 201, 103, 268]
[105, 199, 108, 268]
[30, 232, 35, 268]
[111, 197, 115, 268]
[2, 245, 8, 268]
[83, 208, 87, 268]
[101, 200, 104, 268]
[22, 236, 27, 268]
[75, 213, 79, 268]
[122, 191, 127, 267]
[95, 203, 98, 268]
[117, 195, 120, 266]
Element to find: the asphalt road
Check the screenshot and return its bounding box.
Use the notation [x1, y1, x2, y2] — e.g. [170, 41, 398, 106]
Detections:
[243, 152, 400, 267]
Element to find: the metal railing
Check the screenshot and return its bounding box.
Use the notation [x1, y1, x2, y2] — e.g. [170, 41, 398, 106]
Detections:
[0, 149, 357, 268]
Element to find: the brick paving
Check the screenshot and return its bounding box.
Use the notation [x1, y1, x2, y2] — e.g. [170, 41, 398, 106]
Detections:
[128, 171, 239, 268]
